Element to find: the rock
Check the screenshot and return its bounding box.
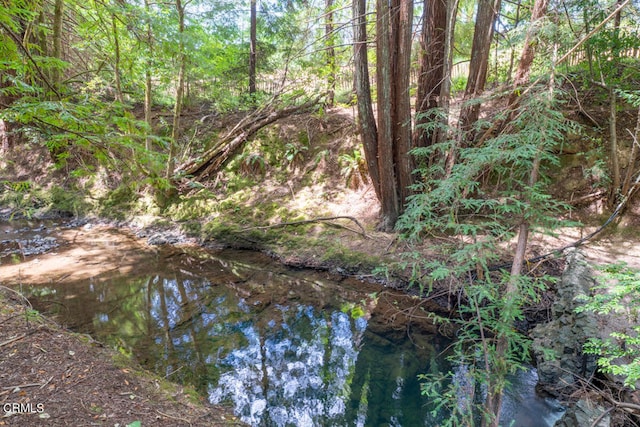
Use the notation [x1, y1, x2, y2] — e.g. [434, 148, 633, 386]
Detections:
[530, 248, 599, 395]
[554, 397, 610, 427]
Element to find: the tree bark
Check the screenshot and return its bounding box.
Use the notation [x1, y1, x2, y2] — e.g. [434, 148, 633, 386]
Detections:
[376, 0, 399, 230]
[414, 0, 447, 149]
[325, 0, 336, 106]
[168, 0, 186, 179]
[435, 0, 458, 151]
[609, 86, 620, 206]
[458, 0, 501, 135]
[353, 0, 381, 201]
[52, 0, 64, 89]
[249, 0, 257, 95]
[111, 13, 124, 103]
[507, 0, 549, 107]
[392, 0, 413, 208]
[621, 105, 640, 197]
[144, 0, 153, 151]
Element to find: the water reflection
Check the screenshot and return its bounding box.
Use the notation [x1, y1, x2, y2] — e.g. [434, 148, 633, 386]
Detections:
[19, 248, 562, 426]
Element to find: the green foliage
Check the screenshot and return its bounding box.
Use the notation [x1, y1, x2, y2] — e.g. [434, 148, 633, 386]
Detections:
[399, 88, 576, 424]
[576, 263, 640, 389]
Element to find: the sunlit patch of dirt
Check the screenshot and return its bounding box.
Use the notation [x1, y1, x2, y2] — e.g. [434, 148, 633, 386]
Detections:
[0, 225, 154, 287]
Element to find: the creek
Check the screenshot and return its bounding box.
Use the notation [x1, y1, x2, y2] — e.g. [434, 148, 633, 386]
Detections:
[2, 221, 566, 426]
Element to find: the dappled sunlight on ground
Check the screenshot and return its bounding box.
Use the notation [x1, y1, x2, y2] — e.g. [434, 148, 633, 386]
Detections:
[527, 223, 640, 270]
[285, 183, 380, 226]
[0, 225, 153, 286]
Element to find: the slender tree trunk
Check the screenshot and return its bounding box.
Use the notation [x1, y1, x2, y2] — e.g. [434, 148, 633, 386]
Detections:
[458, 0, 501, 135]
[325, 0, 336, 107]
[392, 0, 413, 208]
[414, 0, 447, 149]
[111, 13, 124, 103]
[436, 0, 458, 151]
[506, 0, 522, 84]
[168, 0, 186, 179]
[376, 0, 399, 230]
[609, 86, 620, 206]
[144, 0, 153, 151]
[52, 0, 64, 89]
[621, 105, 640, 197]
[249, 0, 257, 95]
[353, 0, 381, 200]
[507, 0, 549, 107]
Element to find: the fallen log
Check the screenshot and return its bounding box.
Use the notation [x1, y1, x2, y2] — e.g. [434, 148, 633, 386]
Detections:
[177, 97, 320, 181]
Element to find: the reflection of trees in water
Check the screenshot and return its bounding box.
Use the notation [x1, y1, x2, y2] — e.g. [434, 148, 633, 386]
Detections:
[25, 250, 445, 425]
[208, 308, 365, 426]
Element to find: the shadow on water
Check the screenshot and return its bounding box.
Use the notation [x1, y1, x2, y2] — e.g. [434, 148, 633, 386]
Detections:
[17, 245, 564, 426]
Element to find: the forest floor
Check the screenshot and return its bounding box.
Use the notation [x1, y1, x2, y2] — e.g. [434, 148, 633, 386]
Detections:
[1, 103, 640, 425]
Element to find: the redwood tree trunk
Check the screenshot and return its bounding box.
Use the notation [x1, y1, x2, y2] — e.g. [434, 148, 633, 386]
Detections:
[458, 0, 501, 134]
[376, 0, 399, 230]
[507, 0, 549, 107]
[414, 0, 447, 149]
[353, 0, 381, 200]
[392, 0, 413, 208]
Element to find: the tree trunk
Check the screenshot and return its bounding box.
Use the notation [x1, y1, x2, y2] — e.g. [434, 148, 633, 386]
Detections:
[435, 0, 458, 151]
[507, 0, 549, 107]
[392, 0, 413, 208]
[376, 0, 399, 230]
[52, 0, 64, 89]
[249, 0, 257, 95]
[621, 104, 640, 197]
[609, 86, 620, 206]
[414, 0, 447, 149]
[111, 13, 124, 103]
[325, 0, 336, 106]
[168, 0, 186, 179]
[144, 0, 153, 151]
[353, 0, 381, 201]
[458, 0, 501, 135]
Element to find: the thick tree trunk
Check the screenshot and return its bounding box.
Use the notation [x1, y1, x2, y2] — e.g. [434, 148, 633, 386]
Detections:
[353, 0, 381, 201]
[458, 0, 501, 135]
[376, 0, 399, 230]
[392, 0, 413, 209]
[249, 0, 257, 95]
[414, 0, 447, 149]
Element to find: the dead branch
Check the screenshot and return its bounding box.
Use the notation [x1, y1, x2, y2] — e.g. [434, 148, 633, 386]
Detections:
[177, 96, 321, 181]
[245, 216, 368, 238]
[0, 333, 27, 348]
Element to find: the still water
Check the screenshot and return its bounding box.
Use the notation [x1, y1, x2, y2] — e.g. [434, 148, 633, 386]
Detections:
[16, 244, 564, 426]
